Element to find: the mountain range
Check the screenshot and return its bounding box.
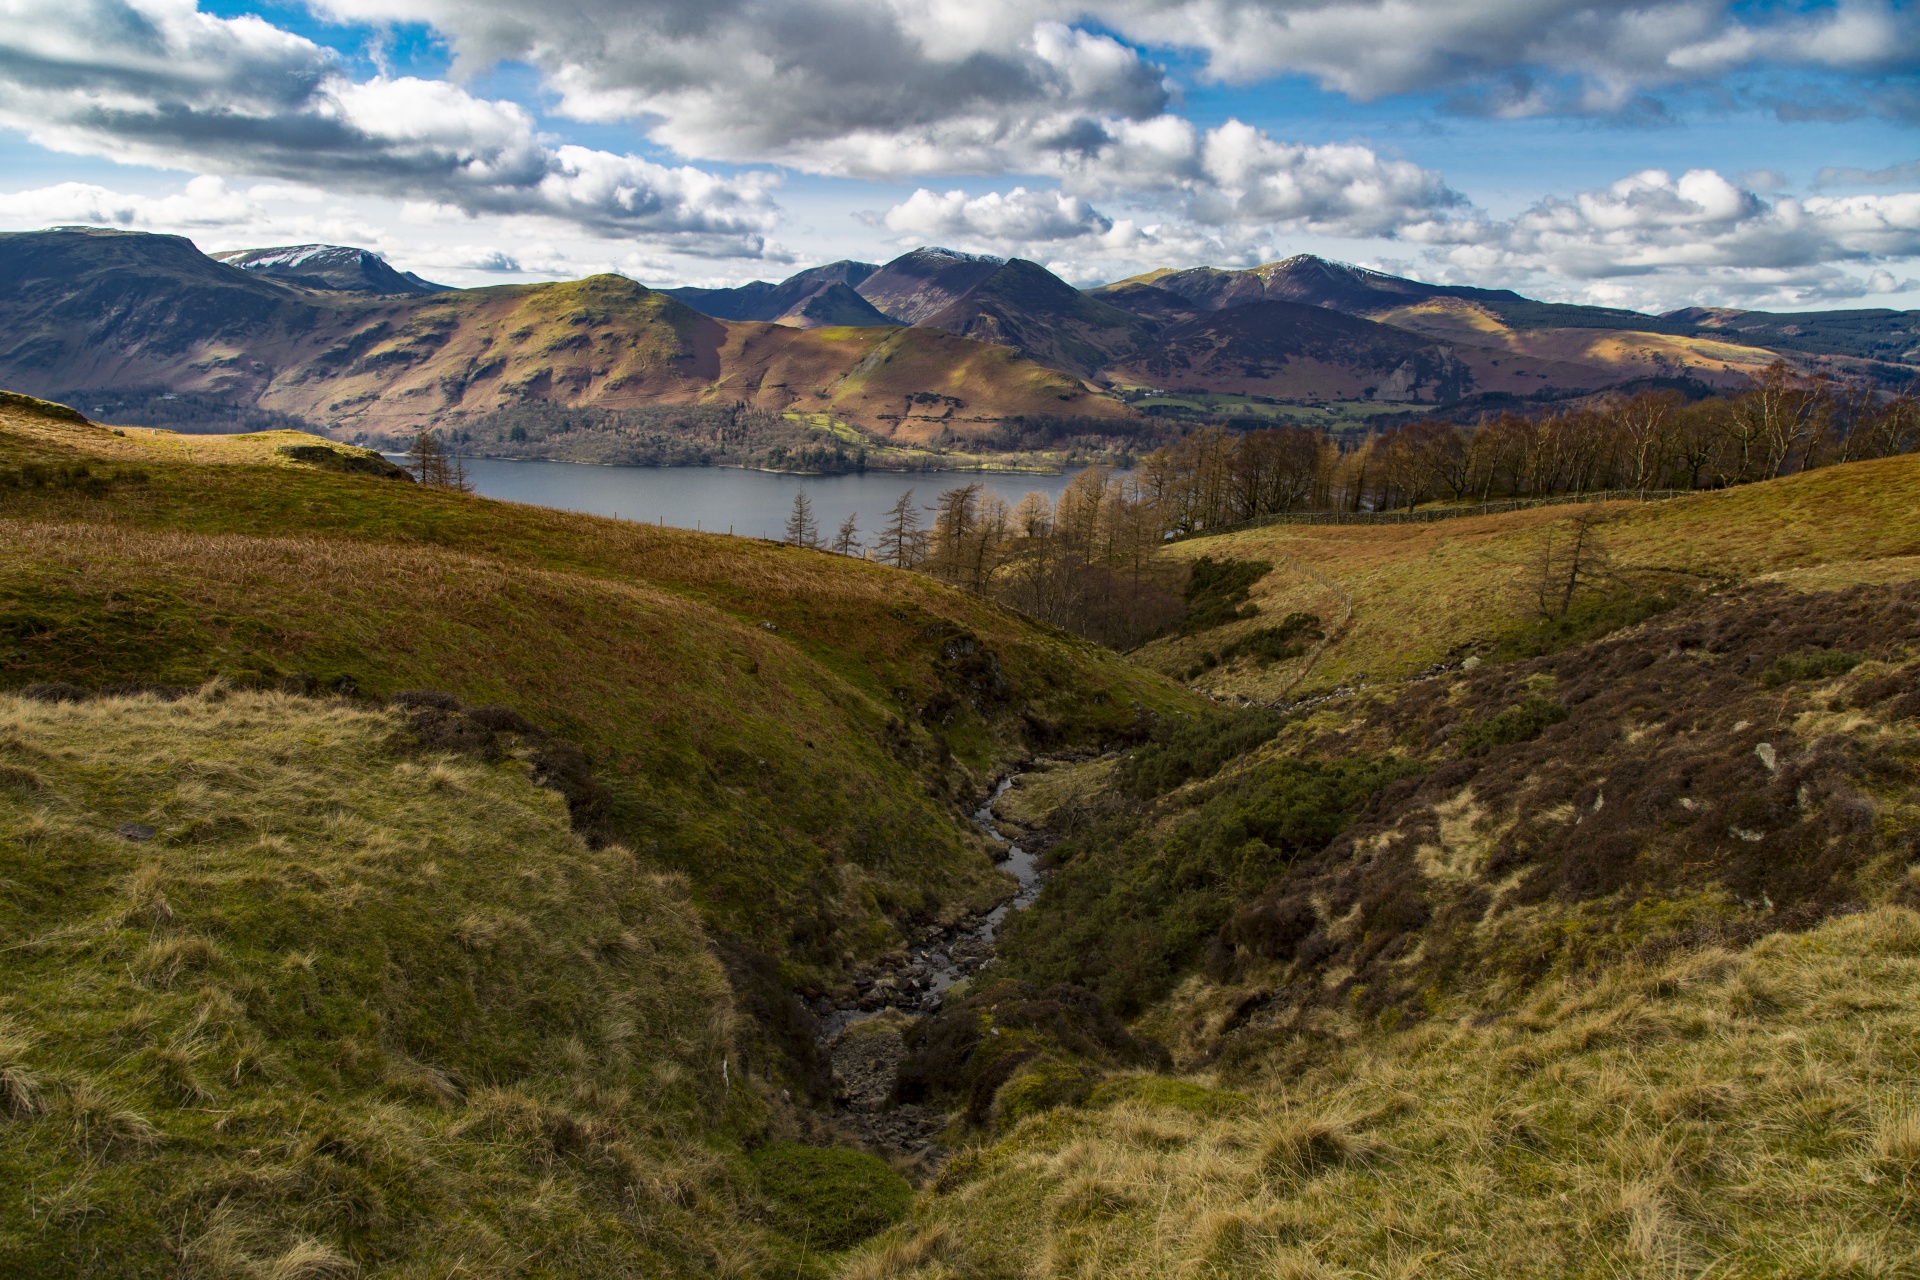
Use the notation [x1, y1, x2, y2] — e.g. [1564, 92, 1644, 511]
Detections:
[1, 227, 1913, 455]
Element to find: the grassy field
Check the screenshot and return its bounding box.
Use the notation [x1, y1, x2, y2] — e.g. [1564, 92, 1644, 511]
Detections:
[849, 905, 1920, 1278]
[0, 400, 1194, 994]
[1143, 454, 1920, 700]
[0, 687, 791, 1276]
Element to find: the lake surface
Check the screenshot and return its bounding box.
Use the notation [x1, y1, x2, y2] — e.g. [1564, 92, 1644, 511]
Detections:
[456, 457, 1084, 542]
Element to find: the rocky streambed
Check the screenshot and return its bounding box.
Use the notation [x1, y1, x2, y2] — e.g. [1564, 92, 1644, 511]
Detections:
[817, 771, 1053, 1163]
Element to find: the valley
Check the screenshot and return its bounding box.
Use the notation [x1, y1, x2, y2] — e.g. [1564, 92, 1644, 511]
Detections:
[2, 332, 1919, 1277]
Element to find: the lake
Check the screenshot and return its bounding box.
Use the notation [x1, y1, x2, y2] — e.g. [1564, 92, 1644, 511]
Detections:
[456, 458, 1086, 543]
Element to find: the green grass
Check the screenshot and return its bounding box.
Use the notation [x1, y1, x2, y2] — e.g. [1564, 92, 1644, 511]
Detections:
[750, 1144, 913, 1252]
[0, 689, 790, 1277]
[1763, 650, 1862, 687]
[0, 407, 1196, 990]
[999, 751, 1425, 1016]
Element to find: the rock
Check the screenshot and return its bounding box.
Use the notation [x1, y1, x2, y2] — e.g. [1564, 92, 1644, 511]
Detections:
[116, 822, 156, 841]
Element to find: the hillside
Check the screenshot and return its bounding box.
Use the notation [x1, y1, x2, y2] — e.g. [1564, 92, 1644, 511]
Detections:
[916, 258, 1158, 379]
[0, 686, 778, 1275]
[851, 249, 1008, 325]
[1140, 452, 1920, 700]
[835, 461, 1920, 1277]
[7, 390, 1919, 1275]
[675, 250, 1155, 379]
[0, 229, 1129, 447]
[0, 392, 1191, 996]
[1671, 305, 1920, 367]
[0, 389, 1206, 1270]
[1094, 255, 1903, 403]
[1103, 299, 1601, 404]
[665, 261, 886, 324]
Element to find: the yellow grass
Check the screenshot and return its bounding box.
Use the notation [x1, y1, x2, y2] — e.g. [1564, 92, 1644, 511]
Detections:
[846, 907, 1920, 1279]
[1149, 453, 1920, 699]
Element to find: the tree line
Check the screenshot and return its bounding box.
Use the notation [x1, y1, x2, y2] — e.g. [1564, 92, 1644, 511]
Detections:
[1139, 364, 1917, 534]
[785, 365, 1917, 646]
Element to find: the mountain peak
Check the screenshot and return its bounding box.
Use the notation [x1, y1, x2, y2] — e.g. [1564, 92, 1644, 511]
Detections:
[906, 246, 1006, 265]
[212, 244, 450, 295]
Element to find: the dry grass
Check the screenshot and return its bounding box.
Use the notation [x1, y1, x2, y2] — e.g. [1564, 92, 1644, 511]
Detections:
[846, 907, 1920, 1279]
[1148, 452, 1920, 697]
[0, 689, 797, 1276]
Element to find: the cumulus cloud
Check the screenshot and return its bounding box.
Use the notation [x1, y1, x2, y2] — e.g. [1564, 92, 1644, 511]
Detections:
[300, 0, 1920, 171]
[884, 186, 1115, 242]
[308, 0, 1170, 172]
[882, 118, 1460, 257]
[0, 175, 263, 229]
[1119, 0, 1917, 110]
[879, 160, 1920, 309]
[1405, 167, 1920, 307]
[0, 0, 780, 249]
[1428, 168, 1920, 274]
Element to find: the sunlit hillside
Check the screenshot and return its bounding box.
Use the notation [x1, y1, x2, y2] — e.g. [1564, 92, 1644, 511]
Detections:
[1143, 453, 1920, 700]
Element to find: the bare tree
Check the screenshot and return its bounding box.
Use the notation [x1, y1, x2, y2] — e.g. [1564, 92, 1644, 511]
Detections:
[1529, 509, 1614, 619]
[407, 430, 472, 491]
[874, 489, 926, 568]
[831, 511, 861, 556]
[784, 489, 820, 549]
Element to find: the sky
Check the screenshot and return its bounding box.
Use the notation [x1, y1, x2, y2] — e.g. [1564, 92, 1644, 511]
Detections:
[0, 0, 1915, 313]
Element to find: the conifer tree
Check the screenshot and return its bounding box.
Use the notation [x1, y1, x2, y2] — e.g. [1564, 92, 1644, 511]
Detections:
[832, 512, 861, 556]
[407, 430, 472, 492]
[875, 489, 926, 567]
[784, 489, 820, 549]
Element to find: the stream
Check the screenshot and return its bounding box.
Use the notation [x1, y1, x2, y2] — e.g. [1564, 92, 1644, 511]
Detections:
[814, 774, 1042, 1040]
[814, 772, 1052, 1161]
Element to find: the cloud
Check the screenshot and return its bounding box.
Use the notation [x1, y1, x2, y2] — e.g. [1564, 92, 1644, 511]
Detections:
[0, 0, 780, 249]
[0, 175, 262, 228]
[298, 0, 1920, 171]
[882, 118, 1460, 259]
[1817, 159, 1920, 188]
[1406, 166, 1920, 307]
[1121, 0, 1919, 107]
[884, 186, 1114, 242]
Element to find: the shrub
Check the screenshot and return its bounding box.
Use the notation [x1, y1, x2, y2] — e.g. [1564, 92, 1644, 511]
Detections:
[1115, 708, 1292, 799]
[1761, 650, 1861, 687]
[1455, 695, 1569, 753]
[1182, 557, 1272, 633]
[1493, 586, 1692, 661]
[1217, 613, 1324, 667]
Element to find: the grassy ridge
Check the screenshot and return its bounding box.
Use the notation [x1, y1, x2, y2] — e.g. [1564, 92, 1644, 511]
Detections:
[0, 405, 1196, 986]
[0, 689, 777, 1276]
[1147, 453, 1920, 699]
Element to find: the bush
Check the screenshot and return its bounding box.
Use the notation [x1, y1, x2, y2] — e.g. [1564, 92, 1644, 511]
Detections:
[1762, 650, 1860, 687]
[750, 1143, 913, 1251]
[1455, 695, 1569, 752]
[1492, 586, 1691, 661]
[1217, 613, 1324, 667]
[1001, 753, 1425, 1014]
[1182, 557, 1272, 633]
[1115, 708, 1292, 799]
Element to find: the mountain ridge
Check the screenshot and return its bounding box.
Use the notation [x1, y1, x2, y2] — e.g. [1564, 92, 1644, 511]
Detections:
[0, 228, 1124, 444]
